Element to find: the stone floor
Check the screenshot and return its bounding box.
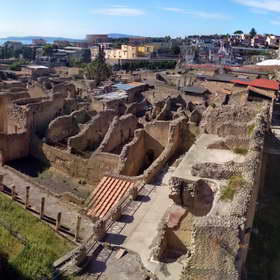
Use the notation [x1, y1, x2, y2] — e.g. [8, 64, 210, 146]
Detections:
[0, 166, 94, 241]
[173, 134, 246, 181]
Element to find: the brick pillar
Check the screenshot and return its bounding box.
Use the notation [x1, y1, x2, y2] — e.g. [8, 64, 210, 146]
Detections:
[56, 212, 62, 232]
[11, 185, 16, 200]
[25, 186, 30, 209]
[75, 216, 81, 242]
[40, 197, 45, 219]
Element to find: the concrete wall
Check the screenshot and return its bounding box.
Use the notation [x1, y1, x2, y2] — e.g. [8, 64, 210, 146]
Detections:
[68, 110, 116, 153]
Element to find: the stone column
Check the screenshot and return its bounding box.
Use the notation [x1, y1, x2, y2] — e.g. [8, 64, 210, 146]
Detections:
[11, 185, 16, 200]
[25, 186, 30, 209]
[129, 186, 138, 201]
[56, 212, 62, 232]
[40, 197, 45, 220]
[111, 205, 122, 222]
[93, 219, 106, 241]
[75, 216, 81, 242]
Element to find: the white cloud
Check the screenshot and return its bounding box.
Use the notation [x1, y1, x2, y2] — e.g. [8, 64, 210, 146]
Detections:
[233, 0, 280, 12]
[92, 7, 145, 16]
[162, 7, 231, 20]
[162, 8, 185, 13]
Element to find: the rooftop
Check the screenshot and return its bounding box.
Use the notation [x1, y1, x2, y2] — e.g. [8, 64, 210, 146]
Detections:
[95, 90, 128, 101]
[86, 176, 135, 219]
[232, 78, 279, 91]
[114, 82, 146, 91]
[26, 65, 49, 70]
[183, 86, 209, 95]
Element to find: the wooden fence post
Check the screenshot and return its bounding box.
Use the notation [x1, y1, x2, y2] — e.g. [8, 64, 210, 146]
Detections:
[25, 186, 30, 209]
[40, 197, 45, 219]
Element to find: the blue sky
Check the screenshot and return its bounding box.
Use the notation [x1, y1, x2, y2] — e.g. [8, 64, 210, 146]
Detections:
[1, 0, 280, 38]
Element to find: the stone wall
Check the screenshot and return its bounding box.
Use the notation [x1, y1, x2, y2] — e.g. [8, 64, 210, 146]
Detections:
[7, 104, 30, 134]
[0, 132, 30, 164]
[117, 129, 146, 176]
[46, 110, 91, 144]
[31, 138, 119, 187]
[118, 117, 191, 180]
[98, 114, 138, 154]
[14, 94, 67, 135]
[68, 110, 116, 153]
[200, 105, 257, 135]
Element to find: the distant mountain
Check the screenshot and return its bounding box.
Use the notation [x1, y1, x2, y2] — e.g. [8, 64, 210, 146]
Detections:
[0, 34, 141, 42]
[0, 36, 84, 42]
[107, 33, 140, 39]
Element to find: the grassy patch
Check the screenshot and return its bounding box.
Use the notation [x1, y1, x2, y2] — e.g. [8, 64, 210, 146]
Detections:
[233, 147, 248, 155]
[220, 186, 236, 201]
[247, 123, 255, 137]
[220, 176, 246, 201]
[0, 193, 74, 280]
[0, 227, 24, 260]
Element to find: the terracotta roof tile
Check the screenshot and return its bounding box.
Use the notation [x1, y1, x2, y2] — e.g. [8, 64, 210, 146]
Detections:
[231, 78, 279, 91]
[87, 176, 134, 219]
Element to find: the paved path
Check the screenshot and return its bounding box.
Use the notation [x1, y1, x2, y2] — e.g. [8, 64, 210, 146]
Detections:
[1, 166, 93, 241]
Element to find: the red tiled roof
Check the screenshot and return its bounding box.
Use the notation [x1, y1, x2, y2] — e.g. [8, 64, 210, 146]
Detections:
[86, 176, 134, 219]
[231, 78, 279, 91]
[250, 79, 279, 91]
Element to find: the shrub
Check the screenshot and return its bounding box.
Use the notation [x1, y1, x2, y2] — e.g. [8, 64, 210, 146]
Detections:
[220, 176, 246, 201]
[233, 147, 248, 155]
[220, 186, 236, 201]
[247, 123, 255, 137]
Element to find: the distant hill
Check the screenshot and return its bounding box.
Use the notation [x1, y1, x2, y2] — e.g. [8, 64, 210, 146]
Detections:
[0, 34, 141, 42]
[107, 33, 140, 39]
[0, 36, 83, 42]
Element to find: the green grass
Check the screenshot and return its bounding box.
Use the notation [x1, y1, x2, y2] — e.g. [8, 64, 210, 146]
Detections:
[0, 226, 24, 259]
[220, 176, 246, 201]
[0, 193, 74, 280]
[220, 186, 236, 201]
[233, 147, 248, 155]
[247, 123, 255, 137]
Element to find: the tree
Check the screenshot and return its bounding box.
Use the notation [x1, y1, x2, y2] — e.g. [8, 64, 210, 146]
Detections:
[249, 28, 257, 38]
[42, 44, 54, 57]
[171, 45, 181, 55]
[234, 30, 244, 34]
[83, 47, 112, 85]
